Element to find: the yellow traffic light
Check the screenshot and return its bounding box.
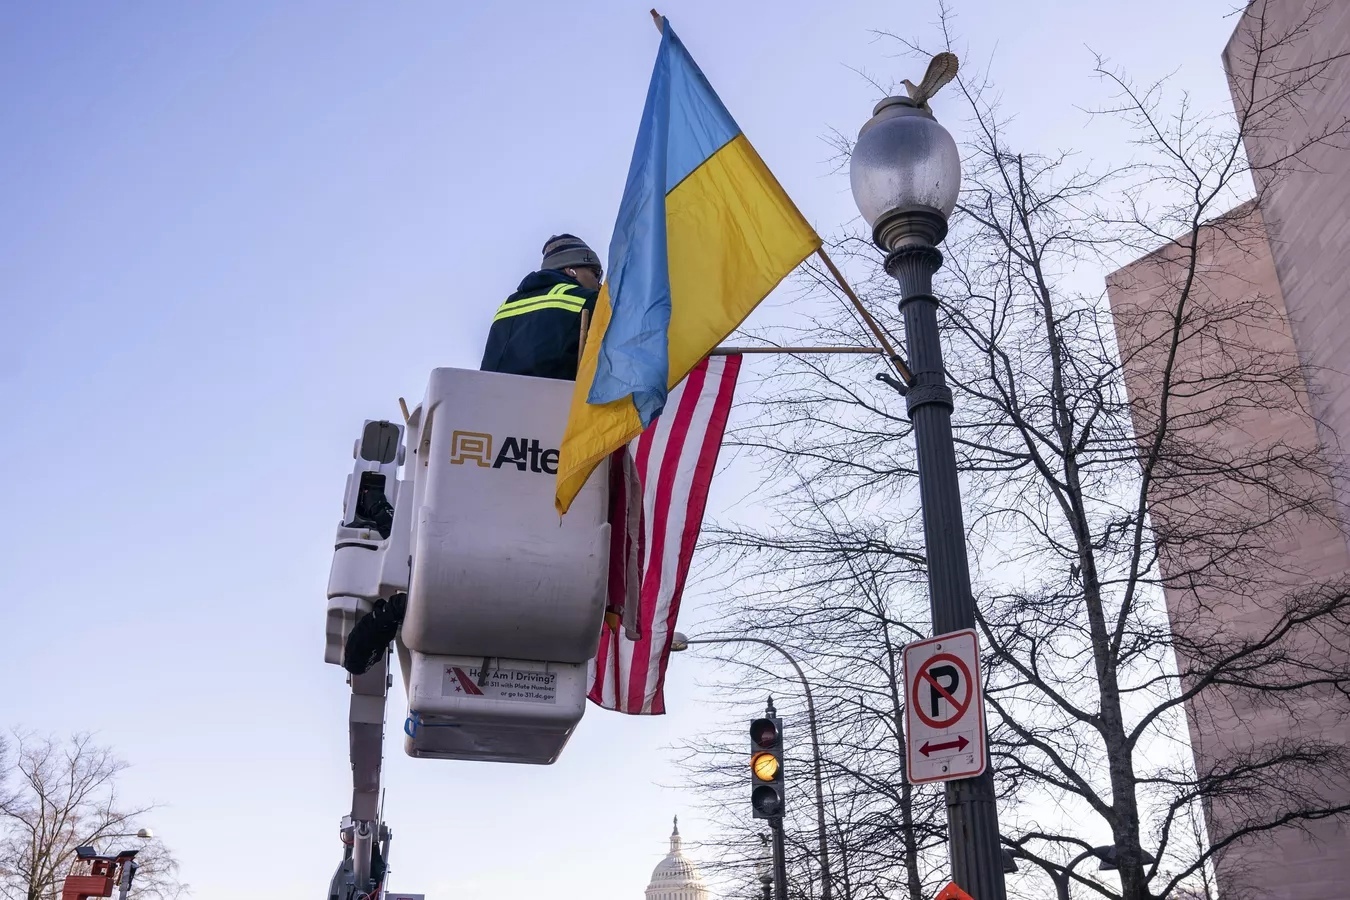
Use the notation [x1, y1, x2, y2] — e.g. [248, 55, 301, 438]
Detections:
[752, 751, 780, 781]
[749, 714, 785, 819]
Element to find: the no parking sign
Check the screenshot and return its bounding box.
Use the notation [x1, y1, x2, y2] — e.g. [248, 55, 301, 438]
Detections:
[902, 628, 987, 784]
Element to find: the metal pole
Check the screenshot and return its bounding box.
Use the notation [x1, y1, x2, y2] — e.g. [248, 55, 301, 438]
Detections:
[771, 816, 789, 900]
[881, 210, 1007, 900]
[760, 832, 775, 900]
[682, 637, 832, 900]
[710, 346, 883, 355]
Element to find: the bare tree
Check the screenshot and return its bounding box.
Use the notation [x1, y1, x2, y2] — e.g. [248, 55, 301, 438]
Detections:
[676, 3, 1350, 899]
[0, 730, 188, 900]
[673, 529, 950, 900]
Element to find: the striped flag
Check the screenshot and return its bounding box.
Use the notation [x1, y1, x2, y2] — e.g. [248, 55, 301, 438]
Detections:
[587, 354, 742, 714]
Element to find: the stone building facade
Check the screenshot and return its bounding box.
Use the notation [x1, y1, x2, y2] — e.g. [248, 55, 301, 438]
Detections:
[1222, 0, 1350, 526]
[1104, 2, 1350, 897]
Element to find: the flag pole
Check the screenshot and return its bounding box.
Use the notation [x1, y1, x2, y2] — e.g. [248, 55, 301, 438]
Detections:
[711, 346, 883, 355]
[578, 308, 592, 361]
[814, 247, 914, 385]
[649, 6, 911, 388]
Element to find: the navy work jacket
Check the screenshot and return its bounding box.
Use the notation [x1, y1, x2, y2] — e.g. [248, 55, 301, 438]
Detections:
[480, 269, 599, 381]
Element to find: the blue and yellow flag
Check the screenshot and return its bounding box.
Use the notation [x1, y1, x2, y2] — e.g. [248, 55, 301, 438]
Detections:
[555, 17, 820, 513]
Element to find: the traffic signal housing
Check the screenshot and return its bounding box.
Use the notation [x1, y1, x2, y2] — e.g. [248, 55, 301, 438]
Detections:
[750, 715, 785, 819]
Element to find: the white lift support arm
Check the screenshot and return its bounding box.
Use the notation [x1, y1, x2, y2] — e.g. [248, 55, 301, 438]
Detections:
[325, 420, 410, 900]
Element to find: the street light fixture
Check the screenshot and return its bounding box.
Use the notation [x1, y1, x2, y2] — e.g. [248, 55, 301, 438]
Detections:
[1095, 844, 1156, 872]
[670, 632, 832, 900]
[849, 94, 1006, 900]
[104, 829, 154, 840]
[850, 97, 961, 241]
[99, 827, 154, 859]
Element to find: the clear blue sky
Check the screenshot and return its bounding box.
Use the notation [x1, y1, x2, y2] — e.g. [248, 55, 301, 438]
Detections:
[1, 2, 1238, 898]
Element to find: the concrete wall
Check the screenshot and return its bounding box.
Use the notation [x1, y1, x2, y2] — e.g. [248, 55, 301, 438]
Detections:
[1223, 0, 1350, 536]
[1106, 202, 1350, 898]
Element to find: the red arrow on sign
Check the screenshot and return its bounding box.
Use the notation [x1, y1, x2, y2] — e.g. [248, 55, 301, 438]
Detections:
[920, 736, 970, 756]
[934, 883, 974, 900]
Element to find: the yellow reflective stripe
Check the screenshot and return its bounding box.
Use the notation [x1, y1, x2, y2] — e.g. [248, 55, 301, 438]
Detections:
[493, 296, 587, 323]
[496, 292, 587, 317]
[493, 299, 587, 322]
[493, 285, 590, 322]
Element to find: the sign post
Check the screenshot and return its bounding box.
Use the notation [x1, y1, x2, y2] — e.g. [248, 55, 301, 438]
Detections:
[902, 628, 986, 784]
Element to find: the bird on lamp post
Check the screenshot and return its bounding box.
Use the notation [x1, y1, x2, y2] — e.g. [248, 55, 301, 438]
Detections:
[901, 52, 960, 111]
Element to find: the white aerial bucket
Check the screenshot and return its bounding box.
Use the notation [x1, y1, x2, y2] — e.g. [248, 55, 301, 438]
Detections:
[396, 367, 610, 764]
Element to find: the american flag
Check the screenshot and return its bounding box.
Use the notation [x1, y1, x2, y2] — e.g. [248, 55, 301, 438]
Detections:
[587, 354, 742, 714]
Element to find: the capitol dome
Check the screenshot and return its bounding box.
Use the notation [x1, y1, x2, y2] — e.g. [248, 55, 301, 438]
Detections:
[645, 818, 709, 900]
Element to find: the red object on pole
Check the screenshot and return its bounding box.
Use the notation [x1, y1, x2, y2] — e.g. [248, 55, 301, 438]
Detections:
[934, 883, 975, 900]
[60, 851, 137, 900]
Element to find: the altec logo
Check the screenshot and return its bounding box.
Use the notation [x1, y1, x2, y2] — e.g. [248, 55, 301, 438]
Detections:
[449, 429, 560, 475]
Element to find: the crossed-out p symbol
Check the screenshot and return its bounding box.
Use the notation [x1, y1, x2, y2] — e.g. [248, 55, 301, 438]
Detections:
[913, 653, 973, 730]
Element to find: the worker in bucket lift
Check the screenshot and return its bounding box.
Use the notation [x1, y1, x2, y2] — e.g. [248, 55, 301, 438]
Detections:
[340, 234, 604, 675]
[481, 233, 603, 379]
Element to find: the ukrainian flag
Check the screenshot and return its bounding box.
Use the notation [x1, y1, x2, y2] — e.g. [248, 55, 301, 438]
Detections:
[555, 17, 820, 513]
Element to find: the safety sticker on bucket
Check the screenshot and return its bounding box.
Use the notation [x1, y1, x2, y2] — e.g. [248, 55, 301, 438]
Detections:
[442, 665, 558, 704]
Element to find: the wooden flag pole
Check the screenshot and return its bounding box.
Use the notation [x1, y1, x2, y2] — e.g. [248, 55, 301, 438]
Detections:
[650, 9, 663, 31]
[814, 247, 914, 385]
[578, 308, 592, 361]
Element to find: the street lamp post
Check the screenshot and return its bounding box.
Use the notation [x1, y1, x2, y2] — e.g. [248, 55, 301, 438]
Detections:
[757, 833, 774, 900]
[670, 633, 832, 900]
[848, 95, 1006, 898]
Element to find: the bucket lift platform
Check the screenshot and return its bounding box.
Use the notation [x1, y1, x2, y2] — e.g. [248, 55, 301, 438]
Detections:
[59, 848, 138, 900]
[325, 366, 610, 767]
[396, 367, 608, 764]
[327, 368, 610, 766]
[321, 367, 611, 897]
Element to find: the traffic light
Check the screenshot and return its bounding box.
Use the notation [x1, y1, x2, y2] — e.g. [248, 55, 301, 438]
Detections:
[750, 714, 785, 819]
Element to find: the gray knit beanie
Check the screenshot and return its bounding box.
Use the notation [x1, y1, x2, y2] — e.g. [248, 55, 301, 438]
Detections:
[541, 234, 602, 273]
